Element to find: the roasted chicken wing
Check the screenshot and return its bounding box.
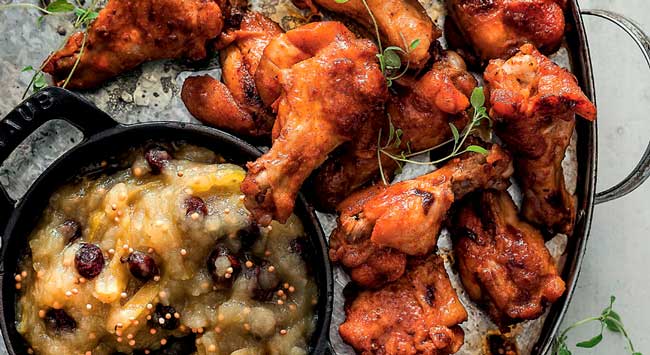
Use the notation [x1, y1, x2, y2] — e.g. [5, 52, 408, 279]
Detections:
[330, 144, 514, 288]
[484, 44, 596, 235]
[311, 51, 477, 210]
[43, 0, 224, 89]
[241, 22, 388, 225]
[447, 0, 566, 62]
[292, 0, 440, 69]
[450, 190, 566, 328]
[340, 254, 467, 355]
[182, 12, 283, 137]
[254, 21, 351, 107]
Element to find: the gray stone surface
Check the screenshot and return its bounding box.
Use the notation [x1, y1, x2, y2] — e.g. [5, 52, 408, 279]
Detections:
[0, 0, 647, 354]
[559, 1, 649, 354]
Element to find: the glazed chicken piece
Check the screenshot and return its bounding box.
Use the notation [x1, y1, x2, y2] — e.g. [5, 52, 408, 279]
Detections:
[311, 51, 477, 210]
[181, 12, 283, 137]
[340, 254, 467, 355]
[43, 0, 224, 89]
[241, 22, 388, 225]
[446, 0, 566, 62]
[292, 0, 440, 69]
[484, 44, 596, 235]
[329, 144, 514, 288]
[253, 21, 354, 108]
[450, 190, 566, 328]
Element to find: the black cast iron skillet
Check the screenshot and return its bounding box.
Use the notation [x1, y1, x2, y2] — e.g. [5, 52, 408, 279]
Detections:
[0, 87, 333, 355]
[0, 2, 649, 355]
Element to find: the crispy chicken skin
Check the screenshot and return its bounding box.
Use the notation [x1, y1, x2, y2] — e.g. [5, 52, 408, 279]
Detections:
[340, 254, 467, 355]
[254, 21, 349, 107]
[241, 22, 388, 225]
[292, 0, 440, 69]
[330, 144, 514, 288]
[43, 0, 224, 89]
[311, 51, 478, 211]
[181, 12, 283, 137]
[309, 108, 395, 212]
[447, 0, 566, 62]
[450, 190, 566, 328]
[484, 44, 596, 235]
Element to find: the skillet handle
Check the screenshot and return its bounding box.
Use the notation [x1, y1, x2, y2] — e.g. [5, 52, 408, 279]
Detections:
[320, 341, 335, 355]
[0, 87, 118, 226]
[581, 9, 650, 205]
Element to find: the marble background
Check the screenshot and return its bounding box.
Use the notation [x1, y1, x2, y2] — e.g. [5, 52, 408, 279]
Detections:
[0, 0, 648, 354]
[557, 0, 649, 354]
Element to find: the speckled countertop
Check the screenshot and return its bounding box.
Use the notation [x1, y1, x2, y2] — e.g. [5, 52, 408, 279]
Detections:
[0, 0, 648, 354]
[556, 1, 649, 354]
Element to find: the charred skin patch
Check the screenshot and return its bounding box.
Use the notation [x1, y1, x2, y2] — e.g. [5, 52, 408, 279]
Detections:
[424, 285, 436, 306]
[545, 190, 564, 208]
[241, 70, 263, 107]
[413, 188, 435, 214]
[463, 0, 497, 13]
[459, 226, 480, 243]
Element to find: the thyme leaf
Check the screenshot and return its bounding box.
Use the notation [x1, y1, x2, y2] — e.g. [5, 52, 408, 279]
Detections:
[552, 296, 643, 355]
[376, 87, 492, 185]
[46, 0, 75, 13]
[332, 0, 418, 87]
[1, 0, 100, 97]
[409, 38, 420, 51]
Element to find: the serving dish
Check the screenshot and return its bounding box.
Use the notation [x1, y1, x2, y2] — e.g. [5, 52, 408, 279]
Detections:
[0, 0, 648, 354]
[0, 88, 333, 355]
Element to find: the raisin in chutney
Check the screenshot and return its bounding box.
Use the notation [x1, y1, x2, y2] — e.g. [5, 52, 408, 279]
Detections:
[15, 144, 318, 355]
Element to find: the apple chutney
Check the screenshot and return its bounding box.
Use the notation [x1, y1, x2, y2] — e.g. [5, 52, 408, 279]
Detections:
[15, 144, 318, 355]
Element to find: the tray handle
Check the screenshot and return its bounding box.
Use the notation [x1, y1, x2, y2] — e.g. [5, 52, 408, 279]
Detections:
[581, 9, 650, 204]
[0, 87, 118, 227]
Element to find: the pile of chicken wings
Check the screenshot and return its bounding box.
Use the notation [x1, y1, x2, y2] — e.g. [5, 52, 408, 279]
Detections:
[42, 0, 597, 354]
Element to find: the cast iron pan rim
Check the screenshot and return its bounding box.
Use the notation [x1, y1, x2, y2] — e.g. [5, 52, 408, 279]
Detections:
[0, 120, 334, 354]
[528, 1, 598, 354]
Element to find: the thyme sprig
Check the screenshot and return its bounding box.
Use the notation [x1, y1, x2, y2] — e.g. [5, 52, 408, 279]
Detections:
[553, 296, 643, 355]
[0, 0, 72, 16]
[334, 0, 419, 87]
[1, 0, 99, 97]
[377, 87, 492, 185]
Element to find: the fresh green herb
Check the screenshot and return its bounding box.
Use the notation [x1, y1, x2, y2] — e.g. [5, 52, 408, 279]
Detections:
[333, 0, 490, 185]
[334, 0, 487, 185]
[21, 65, 48, 92]
[0, 0, 79, 18]
[552, 296, 643, 355]
[0, 2, 58, 15]
[333, 0, 419, 87]
[46, 0, 75, 13]
[377, 87, 492, 185]
[73, 6, 99, 26]
[1, 0, 100, 97]
[61, 31, 88, 88]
